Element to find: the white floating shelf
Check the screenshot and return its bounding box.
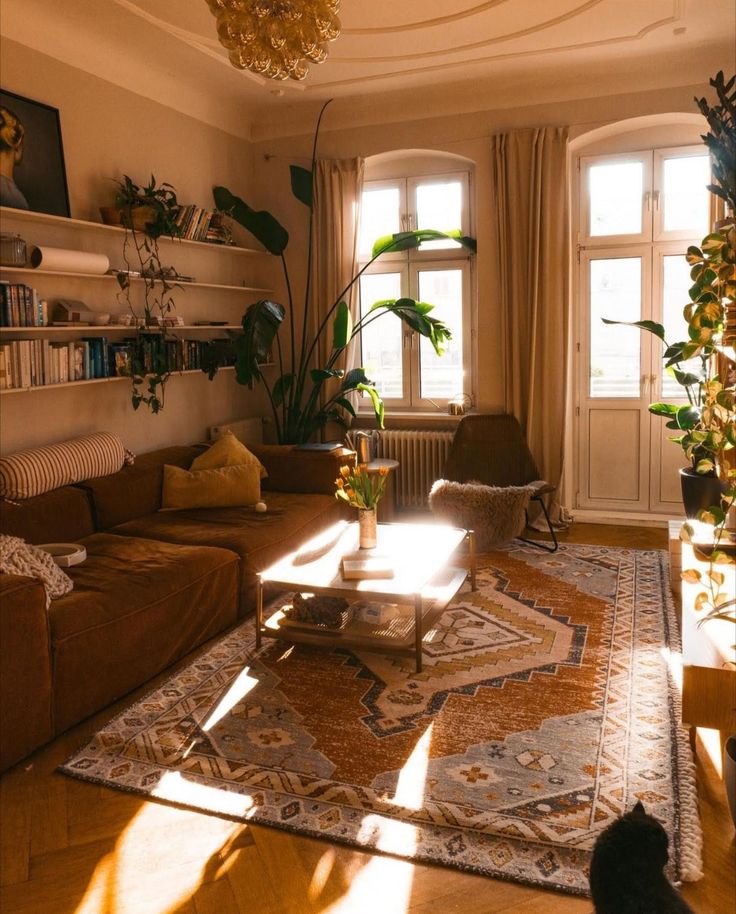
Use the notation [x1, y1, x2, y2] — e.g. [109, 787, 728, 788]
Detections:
[0, 325, 242, 334]
[0, 365, 241, 395]
[0, 266, 271, 294]
[0, 206, 266, 256]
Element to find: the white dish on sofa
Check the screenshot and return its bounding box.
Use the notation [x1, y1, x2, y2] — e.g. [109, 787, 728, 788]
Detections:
[38, 543, 87, 567]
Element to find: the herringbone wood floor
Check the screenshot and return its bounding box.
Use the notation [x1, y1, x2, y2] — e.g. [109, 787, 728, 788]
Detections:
[1, 525, 734, 914]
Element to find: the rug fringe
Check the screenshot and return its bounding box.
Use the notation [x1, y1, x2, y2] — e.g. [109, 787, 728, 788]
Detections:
[661, 553, 704, 883]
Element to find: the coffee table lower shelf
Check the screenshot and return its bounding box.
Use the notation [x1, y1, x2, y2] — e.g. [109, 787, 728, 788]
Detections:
[257, 565, 469, 672]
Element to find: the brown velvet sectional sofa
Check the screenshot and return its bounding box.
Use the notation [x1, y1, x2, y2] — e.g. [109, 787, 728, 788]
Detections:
[0, 443, 352, 772]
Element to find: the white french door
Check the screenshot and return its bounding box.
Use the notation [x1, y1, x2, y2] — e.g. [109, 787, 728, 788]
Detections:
[576, 146, 713, 516]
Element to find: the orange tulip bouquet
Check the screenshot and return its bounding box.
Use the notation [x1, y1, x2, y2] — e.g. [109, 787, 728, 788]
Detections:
[335, 463, 388, 510]
[335, 463, 389, 547]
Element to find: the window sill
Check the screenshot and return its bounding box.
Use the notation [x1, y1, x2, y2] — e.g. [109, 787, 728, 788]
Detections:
[354, 411, 469, 429]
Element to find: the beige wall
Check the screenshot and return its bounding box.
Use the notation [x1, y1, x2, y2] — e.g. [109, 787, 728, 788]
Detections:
[250, 83, 718, 420]
[0, 39, 272, 456]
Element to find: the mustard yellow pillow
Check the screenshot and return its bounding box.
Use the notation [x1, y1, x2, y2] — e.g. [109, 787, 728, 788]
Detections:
[161, 463, 261, 510]
[191, 431, 267, 479]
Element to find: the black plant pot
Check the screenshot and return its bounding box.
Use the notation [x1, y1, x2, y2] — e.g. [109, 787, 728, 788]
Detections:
[679, 468, 726, 519]
[726, 736, 736, 828]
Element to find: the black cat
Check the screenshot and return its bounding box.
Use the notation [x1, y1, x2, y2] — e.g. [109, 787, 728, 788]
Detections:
[589, 801, 695, 913]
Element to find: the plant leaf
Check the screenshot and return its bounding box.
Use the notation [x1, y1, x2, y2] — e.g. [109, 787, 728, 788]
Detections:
[357, 382, 385, 428]
[272, 372, 294, 407]
[340, 367, 372, 391]
[213, 186, 289, 255]
[332, 300, 353, 349]
[310, 367, 343, 384]
[334, 396, 356, 418]
[649, 402, 680, 417]
[601, 318, 666, 340]
[234, 299, 285, 386]
[290, 165, 313, 208]
[371, 229, 476, 259]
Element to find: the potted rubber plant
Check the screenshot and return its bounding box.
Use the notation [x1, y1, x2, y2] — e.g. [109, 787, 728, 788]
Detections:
[206, 101, 476, 444]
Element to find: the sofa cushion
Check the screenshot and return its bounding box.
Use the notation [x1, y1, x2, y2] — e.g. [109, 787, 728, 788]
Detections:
[162, 463, 261, 511]
[191, 431, 267, 477]
[49, 532, 239, 732]
[0, 575, 53, 772]
[0, 485, 95, 544]
[111, 491, 344, 616]
[0, 433, 132, 500]
[76, 445, 203, 530]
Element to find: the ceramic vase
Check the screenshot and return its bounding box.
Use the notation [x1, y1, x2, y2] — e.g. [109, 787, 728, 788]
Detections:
[358, 508, 377, 549]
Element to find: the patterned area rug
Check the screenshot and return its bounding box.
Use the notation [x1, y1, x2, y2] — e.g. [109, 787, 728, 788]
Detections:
[60, 544, 702, 895]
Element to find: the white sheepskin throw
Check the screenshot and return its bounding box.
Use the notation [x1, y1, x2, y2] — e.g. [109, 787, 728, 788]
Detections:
[429, 479, 534, 550]
[0, 535, 73, 607]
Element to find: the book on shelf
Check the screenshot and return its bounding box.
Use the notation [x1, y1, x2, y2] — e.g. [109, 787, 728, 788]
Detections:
[341, 552, 395, 581]
[0, 329, 237, 390]
[0, 282, 47, 327]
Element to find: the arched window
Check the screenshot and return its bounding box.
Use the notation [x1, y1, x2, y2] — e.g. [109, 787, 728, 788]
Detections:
[572, 115, 713, 518]
[357, 151, 475, 411]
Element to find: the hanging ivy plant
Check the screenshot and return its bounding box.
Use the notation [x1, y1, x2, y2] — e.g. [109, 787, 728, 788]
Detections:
[113, 175, 183, 413]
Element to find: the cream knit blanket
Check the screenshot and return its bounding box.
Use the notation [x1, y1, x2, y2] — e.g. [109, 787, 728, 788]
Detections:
[0, 535, 73, 607]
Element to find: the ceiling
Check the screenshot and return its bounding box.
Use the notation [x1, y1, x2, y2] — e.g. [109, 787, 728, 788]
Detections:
[1, 0, 734, 139]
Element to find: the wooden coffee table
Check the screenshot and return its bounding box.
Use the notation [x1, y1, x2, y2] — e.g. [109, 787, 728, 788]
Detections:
[255, 520, 476, 672]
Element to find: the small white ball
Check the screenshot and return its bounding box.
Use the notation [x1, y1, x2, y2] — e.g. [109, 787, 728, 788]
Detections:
[255, 501, 268, 513]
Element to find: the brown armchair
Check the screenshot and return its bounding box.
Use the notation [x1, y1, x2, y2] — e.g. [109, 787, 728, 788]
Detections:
[443, 413, 558, 552]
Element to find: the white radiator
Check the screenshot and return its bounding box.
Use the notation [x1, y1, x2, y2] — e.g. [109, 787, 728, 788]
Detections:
[375, 429, 455, 509]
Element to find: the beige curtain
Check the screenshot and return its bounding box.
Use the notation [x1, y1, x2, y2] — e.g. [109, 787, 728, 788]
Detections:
[310, 157, 365, 433]
[491, 127, 570, 518]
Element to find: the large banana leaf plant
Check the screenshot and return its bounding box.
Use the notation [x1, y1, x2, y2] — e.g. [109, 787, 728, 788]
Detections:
[207, 101, 476, 444]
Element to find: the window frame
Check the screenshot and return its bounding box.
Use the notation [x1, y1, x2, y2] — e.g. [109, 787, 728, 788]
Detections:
[357, 169, 475, 413]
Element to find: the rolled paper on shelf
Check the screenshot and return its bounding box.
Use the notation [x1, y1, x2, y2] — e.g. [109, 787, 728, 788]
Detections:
[30, 246, 110, 275]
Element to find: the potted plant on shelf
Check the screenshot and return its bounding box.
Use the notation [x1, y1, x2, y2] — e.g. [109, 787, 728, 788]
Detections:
[113, 174, 184, 413]
[205, 100, 476, 444]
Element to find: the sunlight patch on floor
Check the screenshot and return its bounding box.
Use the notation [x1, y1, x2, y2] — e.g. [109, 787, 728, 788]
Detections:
[697, 727, 723, 778]
[152, 771, 255, 817]
[319, 836, 416, 914]
[312, 718, 434, 910]
[660, 646, 683, 692]
[202, 664, 259, 731]
[73, 798, 244, 914]
[391, 723, 433, 811]
[308, 847, 337, 902]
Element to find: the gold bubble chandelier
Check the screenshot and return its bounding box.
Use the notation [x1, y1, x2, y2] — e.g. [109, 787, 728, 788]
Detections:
[206, 0, 341, 81]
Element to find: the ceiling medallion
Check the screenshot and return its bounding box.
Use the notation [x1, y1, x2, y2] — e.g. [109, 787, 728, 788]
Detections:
[206, 0, 341, 81]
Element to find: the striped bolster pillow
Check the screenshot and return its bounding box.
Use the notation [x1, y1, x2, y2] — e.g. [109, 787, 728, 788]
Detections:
[0, 433, 134, 500]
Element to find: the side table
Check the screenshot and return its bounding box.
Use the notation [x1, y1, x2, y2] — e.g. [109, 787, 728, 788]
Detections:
[671, 519, 736, 763]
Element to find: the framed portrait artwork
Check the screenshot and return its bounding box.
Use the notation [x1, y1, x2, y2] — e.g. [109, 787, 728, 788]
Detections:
[0, 89, 70, 217]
